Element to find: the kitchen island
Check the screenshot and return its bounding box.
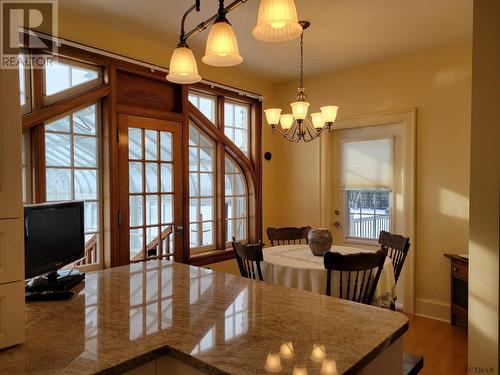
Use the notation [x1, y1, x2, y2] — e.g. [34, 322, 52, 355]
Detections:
[0, 260, 408, 374]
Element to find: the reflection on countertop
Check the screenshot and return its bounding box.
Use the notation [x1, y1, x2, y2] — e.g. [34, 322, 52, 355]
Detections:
[0, 260, 408, 374]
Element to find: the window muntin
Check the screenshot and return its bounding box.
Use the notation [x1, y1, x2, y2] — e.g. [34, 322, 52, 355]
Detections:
[188, 91, 217, 124]
[225, 156, 248, 242]
[224, 100, 250, 156]
[345, 190, 391, 240]
[44, 103, 101, 264]
[189, 123, 216, 251]
[44, 58, 102, 105]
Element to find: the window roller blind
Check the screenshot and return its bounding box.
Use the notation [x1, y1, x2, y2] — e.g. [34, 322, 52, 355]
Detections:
[340, 138, 394, 190]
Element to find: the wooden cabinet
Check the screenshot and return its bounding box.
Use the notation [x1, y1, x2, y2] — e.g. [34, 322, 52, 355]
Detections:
[0, 68, 25, 349]
[444, 254, 468, 327]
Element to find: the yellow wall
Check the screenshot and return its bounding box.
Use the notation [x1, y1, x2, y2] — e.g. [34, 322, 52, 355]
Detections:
[469, 0, 500, 371]
[58, 8, 474, 322]
[271, 43, 472, 320]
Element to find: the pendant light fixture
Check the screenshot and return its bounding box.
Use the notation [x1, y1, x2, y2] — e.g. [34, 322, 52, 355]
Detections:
[167, 43, 202, 84]
[203, 0, 243, 67]
[253, 0, 302, 43]
[264, 21, 339, 143]
[167, 0, 303, 84]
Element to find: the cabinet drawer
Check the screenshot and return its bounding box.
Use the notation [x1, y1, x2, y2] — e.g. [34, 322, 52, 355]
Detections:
[0, 218, 24, 284]
[451, 262, 468, 281]
[0, 281, 25, 349]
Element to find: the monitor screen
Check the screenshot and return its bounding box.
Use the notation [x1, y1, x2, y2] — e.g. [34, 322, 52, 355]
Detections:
[24, 201, 85, 279]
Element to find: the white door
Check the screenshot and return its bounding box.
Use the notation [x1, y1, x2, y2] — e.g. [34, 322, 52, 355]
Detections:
[329, 123, 407, 307]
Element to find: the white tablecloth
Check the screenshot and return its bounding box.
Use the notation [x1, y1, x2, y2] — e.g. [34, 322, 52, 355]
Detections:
[262, 245, 396, 307]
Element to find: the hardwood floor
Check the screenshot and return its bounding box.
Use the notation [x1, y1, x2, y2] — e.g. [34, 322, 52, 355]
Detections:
[403, 314, 468, 375]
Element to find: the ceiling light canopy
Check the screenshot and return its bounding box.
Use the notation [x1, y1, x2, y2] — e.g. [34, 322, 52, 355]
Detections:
[253, 0, 303, 42]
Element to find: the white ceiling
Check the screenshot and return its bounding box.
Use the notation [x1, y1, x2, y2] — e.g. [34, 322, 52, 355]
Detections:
[60, 0, 473, 80]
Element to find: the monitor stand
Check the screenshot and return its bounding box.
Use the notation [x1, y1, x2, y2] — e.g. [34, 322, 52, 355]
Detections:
[26, 268, 85, 293]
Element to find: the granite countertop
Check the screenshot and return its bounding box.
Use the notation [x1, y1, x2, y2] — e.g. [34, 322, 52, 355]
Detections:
[0, 260, 408, 374]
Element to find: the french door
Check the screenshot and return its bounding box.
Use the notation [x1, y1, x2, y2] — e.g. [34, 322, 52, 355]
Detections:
[118, 114, 183, 264]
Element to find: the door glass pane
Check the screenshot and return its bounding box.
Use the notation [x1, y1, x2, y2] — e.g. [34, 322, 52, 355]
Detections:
[129, 162, 143, 193]
[146, 195, 159, 225]
[200, 198, 213, 222]
[46, 168, 72, 201]
[160, 132, 172, 161]
[130, 196, 143, 227]
[161, 195, 173, 224]
[145, 130, 158, 160]
[161, 164, 173, 193]
[145, 163, 158, 193]
[130, 229, 144, 259]
[190, 223, 199, 248]
[345, 190, 391, 240]
[129, 128, 142, 159]
[45, 133, 71, 166]
[200, 173, 213, 197]
[202, 222, 213, 246]
[146, 227, 159, 250]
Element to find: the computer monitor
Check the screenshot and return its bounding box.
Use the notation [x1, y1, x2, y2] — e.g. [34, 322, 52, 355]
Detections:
[24, 201, 85, 280]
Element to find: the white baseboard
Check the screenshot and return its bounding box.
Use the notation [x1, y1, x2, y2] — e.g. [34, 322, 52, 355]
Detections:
[414, 297, 451, 322]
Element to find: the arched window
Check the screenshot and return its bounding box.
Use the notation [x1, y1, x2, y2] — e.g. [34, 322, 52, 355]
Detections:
[225, 156, 247, 242]
[189, 85, 260, 258]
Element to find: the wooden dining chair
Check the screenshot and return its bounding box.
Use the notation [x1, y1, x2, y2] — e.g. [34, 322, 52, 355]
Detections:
[378, 231, 410, 310]
[323, 249, 387, 305]
[266, 226, 312, 246]
[378, 231, 411, 284]
[231, 238, 265, 281]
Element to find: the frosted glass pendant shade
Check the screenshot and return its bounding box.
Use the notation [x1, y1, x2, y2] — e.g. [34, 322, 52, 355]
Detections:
[202, 20, 243, 67]
[264, 108, 282, 125]
[253, 0, 303, 42]
[310, 112, 324, 128]
[280, 114, 294, 130]
[166, 46, 201, 84]
[320, 105, 339, 123]
[291, 101, 310, 120]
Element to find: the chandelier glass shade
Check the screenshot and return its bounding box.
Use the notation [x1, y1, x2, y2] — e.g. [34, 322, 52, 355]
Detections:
[264, 21, 339, 143]
[202, 18, 243, 67]
[253, 0, 303, 42]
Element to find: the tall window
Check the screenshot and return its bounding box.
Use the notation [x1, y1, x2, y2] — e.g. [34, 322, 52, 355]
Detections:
[225, 157, 247, 242]
[189, 88, 254, 254]
[189, 124, 215, 251]
[44, 103, 101, 263]
[224, 100, 250, 156]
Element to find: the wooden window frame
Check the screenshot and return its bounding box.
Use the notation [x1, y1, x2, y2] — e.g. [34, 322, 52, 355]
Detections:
[187, 84, 262, 266]
[20, 35, 262, 268]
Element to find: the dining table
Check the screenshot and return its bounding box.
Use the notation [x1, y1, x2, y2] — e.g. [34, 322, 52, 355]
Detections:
[262, 244, 396, 308]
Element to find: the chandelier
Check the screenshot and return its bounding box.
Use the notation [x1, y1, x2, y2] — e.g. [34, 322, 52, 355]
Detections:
[167, 0, 303, 85]
[264, 21, 339, 143]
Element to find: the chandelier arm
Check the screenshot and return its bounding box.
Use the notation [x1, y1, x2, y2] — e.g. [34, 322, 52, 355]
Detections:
[183, 0, 248, 42]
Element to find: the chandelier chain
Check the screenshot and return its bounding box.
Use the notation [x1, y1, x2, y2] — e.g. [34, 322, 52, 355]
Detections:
[300, 31, 304, 89]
